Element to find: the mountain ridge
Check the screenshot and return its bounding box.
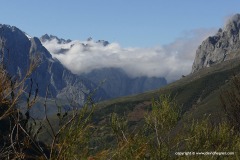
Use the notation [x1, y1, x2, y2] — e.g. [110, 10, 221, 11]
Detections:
[0, 24, 108, 106]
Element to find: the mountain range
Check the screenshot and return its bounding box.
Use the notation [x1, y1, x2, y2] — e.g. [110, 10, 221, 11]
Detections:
[0, 25, 167, 116]
[91, 13, 240, 135]
[1, 13, 240, 117]
[39, 33, 167, 99]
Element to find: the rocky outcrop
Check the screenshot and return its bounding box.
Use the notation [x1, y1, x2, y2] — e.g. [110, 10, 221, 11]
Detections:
[192, 14, 240, 72]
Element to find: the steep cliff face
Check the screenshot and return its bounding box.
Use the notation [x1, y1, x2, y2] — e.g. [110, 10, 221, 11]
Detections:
[192, 14, 240, 73]
[0, 24, 107, 105]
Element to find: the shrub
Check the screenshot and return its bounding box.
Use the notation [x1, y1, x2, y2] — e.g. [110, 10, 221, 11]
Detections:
[181, 115, 240, 159]
[220, 74, 240, 132]
[105, 95, 181, 160]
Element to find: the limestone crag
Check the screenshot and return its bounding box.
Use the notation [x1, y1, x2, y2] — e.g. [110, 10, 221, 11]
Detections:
[192, 14, 240, 72]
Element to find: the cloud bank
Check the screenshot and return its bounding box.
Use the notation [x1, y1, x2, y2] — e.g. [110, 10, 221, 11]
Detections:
[42, 28, 217, 82]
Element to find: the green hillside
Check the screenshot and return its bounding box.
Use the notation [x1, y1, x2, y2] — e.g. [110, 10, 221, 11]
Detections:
[94, 57, 240, 124]
[3, 56, 240, 159]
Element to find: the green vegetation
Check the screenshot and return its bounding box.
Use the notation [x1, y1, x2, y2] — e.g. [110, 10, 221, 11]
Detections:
[183, 117, 240, 158]
[95, 96, 240, 160]
[220, 74, 240, 132]
[1, 52, 240, 159]
[50, 102, 95, 159]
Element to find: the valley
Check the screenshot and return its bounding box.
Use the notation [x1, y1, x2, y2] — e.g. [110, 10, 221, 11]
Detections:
[1, 13, 240, 160]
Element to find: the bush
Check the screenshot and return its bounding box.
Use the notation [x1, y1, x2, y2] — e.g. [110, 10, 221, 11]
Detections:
[181, 115, 240, 159]
[220, 74, 240, 132]
[104, 95, 181, 160]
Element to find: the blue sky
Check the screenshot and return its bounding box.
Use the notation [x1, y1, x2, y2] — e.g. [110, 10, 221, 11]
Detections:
[0, 0, 240, 47]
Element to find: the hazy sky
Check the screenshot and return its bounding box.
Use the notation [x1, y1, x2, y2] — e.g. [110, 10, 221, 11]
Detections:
[0, 0, 239, 47]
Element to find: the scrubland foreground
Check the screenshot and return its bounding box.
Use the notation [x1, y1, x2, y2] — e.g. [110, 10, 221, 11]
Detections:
[0, 54, 240, 160]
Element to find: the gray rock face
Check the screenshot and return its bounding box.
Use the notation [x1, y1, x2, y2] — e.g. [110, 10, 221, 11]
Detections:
[192, 14, 240, 73]
[0, 25, 107, 105]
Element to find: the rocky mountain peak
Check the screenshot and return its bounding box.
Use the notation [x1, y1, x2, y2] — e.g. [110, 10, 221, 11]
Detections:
[40, 34, 72, 44]
[0, 24, 20, 33]
[224, 14, 240, 35]
[192, 14, 240, 73]
[227, 13, 240, 25]
[96, 40, 110, 46]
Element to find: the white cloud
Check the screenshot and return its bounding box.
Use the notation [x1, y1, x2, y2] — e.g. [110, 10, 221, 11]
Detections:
[42, 28, 217, 82]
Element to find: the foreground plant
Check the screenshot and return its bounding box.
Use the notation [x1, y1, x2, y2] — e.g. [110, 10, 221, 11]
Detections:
[49, 99, 95, 160]
[104, 95, 181, 160]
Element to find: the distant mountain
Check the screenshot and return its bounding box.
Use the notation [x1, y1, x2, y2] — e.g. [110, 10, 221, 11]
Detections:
[82, 68, 167, 98]
[0, 24, 167, 115]
[89, 14, 240, 131]
[40, 35, 167, 98]
[192, 14, 240, 72]
[0, 24, 108, 106]
[92, 13, 240, 126]
[40, 34, 72, 44]
[91, 12, 240, 135]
